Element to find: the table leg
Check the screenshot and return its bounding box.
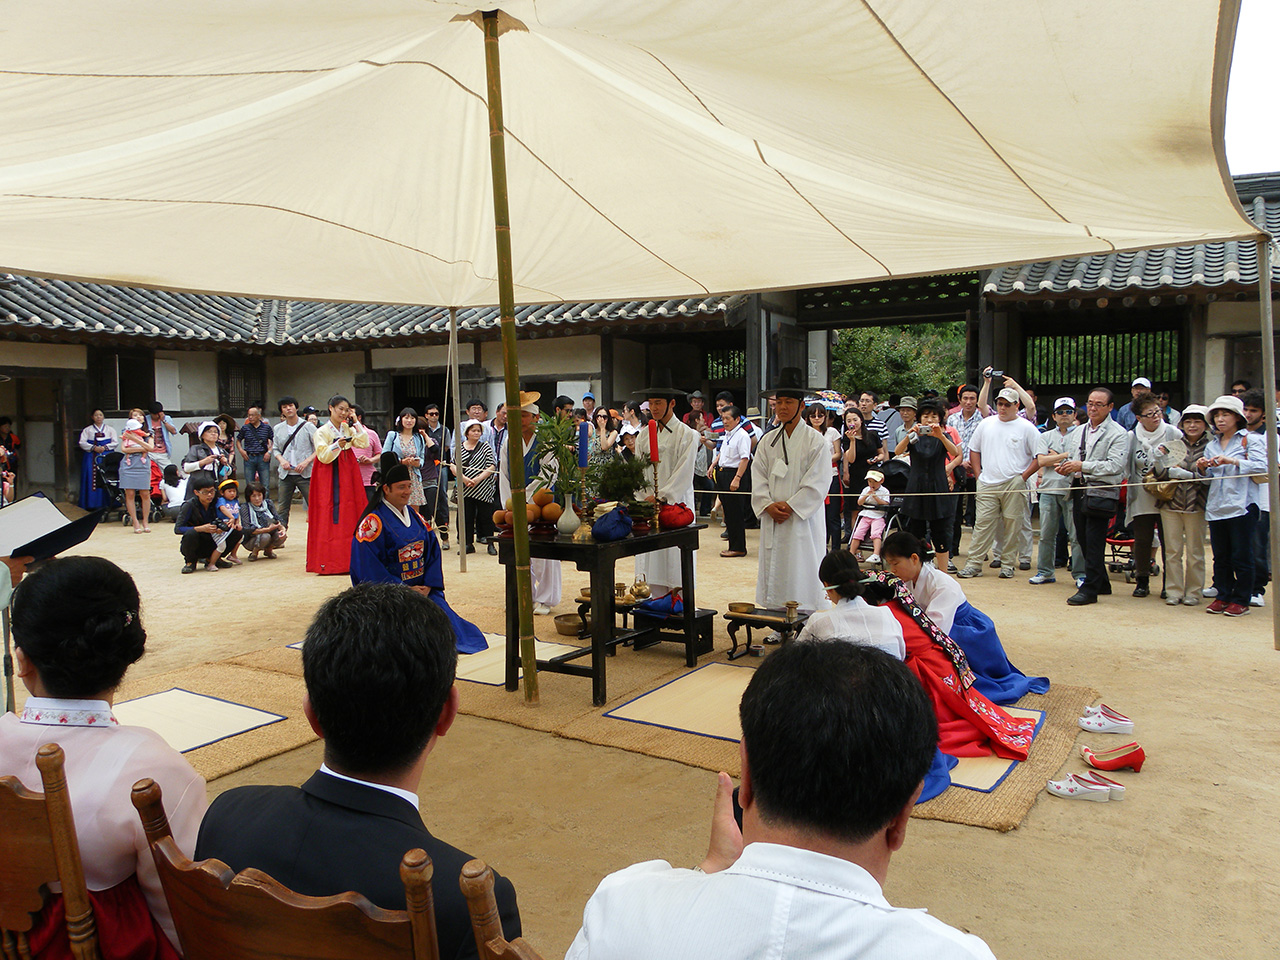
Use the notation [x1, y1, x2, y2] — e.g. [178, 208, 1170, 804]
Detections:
[504, 558, 519, 692]
[680, 543, 697, 667]
[727, 621, 743, 660]
[589, 562, 614, 706]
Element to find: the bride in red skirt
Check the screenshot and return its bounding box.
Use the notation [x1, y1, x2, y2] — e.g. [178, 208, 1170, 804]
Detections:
[799, 550, 1036, 762]
[307, 395, 371, 575]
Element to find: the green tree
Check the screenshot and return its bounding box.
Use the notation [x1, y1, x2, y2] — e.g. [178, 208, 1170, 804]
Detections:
[830, 321, 967, 399]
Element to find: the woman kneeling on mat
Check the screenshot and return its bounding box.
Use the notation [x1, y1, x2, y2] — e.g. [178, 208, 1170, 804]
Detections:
[797, 549, 1037, 801]
[349, 452, 488, 653]
[879, 530, 1049, 705]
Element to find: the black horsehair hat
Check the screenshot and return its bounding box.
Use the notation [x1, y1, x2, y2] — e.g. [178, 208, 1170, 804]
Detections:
[633, 367, 688, 399]
[762, 366, 824, 400]
[376, 451, 411, 487]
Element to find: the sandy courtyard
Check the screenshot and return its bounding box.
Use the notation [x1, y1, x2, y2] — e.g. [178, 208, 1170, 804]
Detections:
[19, 510, 1280, 959]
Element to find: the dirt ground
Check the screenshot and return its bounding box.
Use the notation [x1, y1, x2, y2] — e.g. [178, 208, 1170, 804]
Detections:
[33, 510, 1280, 959]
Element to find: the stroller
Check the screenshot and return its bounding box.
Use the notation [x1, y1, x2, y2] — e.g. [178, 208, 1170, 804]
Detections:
[96, 451, 165, 525]
[1105, 481, 1161, 585]
[854, 458, 910, 568]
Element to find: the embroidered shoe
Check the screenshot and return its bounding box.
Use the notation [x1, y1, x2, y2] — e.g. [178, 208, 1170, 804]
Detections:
[1078, 713, 1134, 735]
[1046, 774, 1110, 802]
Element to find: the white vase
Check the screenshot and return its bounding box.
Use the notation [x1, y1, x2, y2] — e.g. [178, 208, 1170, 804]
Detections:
[556, 502, 581, 536]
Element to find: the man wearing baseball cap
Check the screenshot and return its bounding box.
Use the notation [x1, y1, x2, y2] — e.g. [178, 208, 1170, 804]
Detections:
[1029, 398, 1084, 585]
[1113, 377, 1153, 430]
[958, 388, 1041, 580]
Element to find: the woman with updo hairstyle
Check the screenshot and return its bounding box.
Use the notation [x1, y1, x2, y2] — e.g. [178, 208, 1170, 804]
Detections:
[797, 549, 1038, 801]
[0, 556, 206, 958]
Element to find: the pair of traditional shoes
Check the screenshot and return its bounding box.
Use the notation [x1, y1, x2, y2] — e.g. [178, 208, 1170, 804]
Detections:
[1047, 771, 1126, 802]
[1077, 702, 1133, 735]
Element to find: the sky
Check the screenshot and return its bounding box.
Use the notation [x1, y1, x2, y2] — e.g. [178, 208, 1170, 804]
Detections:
[1225, 0, 1278, 175]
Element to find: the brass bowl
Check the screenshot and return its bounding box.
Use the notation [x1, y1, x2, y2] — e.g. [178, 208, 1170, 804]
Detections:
[727, 602, 756, 614]
[554, 613, 587, 636]
[579, 588, 591, 601]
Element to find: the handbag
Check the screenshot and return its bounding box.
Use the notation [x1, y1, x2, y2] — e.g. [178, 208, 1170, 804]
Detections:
[658, 501, 694, 528]
[1077, 428, 1119, 518]
[591, 505, 633, 542]
[1143, 471, 1177, 503]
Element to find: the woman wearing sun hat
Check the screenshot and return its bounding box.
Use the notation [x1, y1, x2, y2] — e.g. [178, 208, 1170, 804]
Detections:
[1196, 395, 1266, 616]
[1155, 403, 1211, 605]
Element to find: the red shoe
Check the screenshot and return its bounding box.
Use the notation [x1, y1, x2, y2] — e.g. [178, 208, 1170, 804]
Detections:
[1224, 603, 1250, 617]
[1080, 742, 1145, 773]
[1206, 599, 1228, 614]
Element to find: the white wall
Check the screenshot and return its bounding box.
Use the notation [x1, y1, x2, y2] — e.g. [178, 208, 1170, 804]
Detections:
[0, 341, 86, 369]
[154, 349, 219, 411]
[1206, 301, 1267, 336]
[370, 344, 453, 368]
[480, 335, 601, 378]
[807, 330, 829, 388]
[268, 352, 361, 411]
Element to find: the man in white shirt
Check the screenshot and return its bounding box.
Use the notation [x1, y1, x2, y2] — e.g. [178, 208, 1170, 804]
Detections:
[710, 405, 752, 557]
[958, 388, 1042, 579]
[566, 642, 998, 960]
[499, 391, 561, 614]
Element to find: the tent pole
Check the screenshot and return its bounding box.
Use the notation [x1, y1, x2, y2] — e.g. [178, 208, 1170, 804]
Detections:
[1256, 238, 1279, 651]
[483, 10, 538, 702]
[449, 307, 467, 573]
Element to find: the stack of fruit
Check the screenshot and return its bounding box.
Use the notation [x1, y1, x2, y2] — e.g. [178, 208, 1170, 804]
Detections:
[493, 489, 563, 536]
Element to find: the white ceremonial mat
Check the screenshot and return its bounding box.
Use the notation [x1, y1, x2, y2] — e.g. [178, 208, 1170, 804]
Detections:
[114, 688, 286, 753]
[456, 636, 585, 686]
[605, 662, 755, 742]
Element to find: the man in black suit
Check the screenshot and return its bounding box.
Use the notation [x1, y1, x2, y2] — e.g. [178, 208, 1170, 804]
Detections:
[195, 583, 520, 960]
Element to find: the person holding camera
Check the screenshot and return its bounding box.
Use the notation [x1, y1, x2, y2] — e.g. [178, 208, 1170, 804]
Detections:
[1056, 388, 1132, 606]
[895, 399, 960, 572]
[307, 395, 370, 576]
[175, 472, 242, 572]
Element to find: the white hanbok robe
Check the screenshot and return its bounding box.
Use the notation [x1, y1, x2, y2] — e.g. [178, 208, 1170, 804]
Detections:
[635, 415, 699, 595]
[795, 596, 906, 660]
[908, 561, 965, 634]
[751, 422, 832, 613]
[499, 431, 562, 606]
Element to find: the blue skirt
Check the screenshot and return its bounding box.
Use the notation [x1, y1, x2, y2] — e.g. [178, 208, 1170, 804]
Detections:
[429, 591, 489, 654]
[951, 601, 1049, 705]
[917, 748, 958, 803]
[79, 450, 112, 510]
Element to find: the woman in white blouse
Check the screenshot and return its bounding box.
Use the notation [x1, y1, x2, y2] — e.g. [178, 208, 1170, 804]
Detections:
[0, 556, 206, 958]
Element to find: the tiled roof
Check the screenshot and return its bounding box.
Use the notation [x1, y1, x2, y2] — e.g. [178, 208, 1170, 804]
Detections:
[984, 175, 1279, 299]
[0, 274, 746, 348]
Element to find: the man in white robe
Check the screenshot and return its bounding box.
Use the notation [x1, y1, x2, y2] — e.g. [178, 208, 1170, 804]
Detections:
[751, 370, 832, 615]
[499, 393, 561, 614]
[635, 382, 699, 599]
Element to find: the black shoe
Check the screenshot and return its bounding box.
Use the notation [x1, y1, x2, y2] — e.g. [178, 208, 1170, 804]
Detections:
[1018, 560, 1031, 571]
[1066, 591, 1097, 606]
[721, 532, 729, 539]
[181, 563, 196, 574]
[488, 543, 497, 556]
[1132, 581, 1150, 598]
[989, 559, 1002, 569]
[465, 545, 476, 554]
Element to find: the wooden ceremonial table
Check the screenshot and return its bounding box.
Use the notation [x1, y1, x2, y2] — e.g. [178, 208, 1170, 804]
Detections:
[496, 525, 707, 705]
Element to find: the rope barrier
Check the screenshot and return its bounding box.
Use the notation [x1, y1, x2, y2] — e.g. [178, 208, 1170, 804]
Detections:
[697, 471, 1267, 499]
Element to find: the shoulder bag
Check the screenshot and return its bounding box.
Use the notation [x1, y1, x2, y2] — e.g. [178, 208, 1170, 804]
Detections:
[1078, 428, 1119, 518]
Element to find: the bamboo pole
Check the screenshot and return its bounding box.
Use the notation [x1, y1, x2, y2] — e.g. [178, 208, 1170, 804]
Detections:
[449, 307, 467, 574]
[1256, 238, 1279, 651]
[483, 10, 538, 701]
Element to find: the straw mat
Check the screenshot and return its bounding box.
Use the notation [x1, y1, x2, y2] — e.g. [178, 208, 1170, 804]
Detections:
[912, 682, 1098, 831]
[114, 662, 315, 782]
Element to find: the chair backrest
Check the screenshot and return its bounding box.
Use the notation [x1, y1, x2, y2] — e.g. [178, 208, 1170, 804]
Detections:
[458, 860, 544, 960]
[0, 743, 101, 960]
[130, 779, 438, 960]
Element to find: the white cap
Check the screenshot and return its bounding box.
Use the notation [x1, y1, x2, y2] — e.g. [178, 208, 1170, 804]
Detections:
[1180, 403, 1210, 421]
[1132, 376, 1152, 388]
[460, 418, 483, 433]
[124, 418, 143, 431]
[1053, 397, 1076, 411]
[996, 387, 1020, 404]
[619, 423, 640, 436]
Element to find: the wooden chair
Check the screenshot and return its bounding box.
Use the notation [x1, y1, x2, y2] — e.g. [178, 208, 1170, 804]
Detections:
[0, 743, 101, 960]
[129, 779, 439, 960]
[459, 860, 544, 960]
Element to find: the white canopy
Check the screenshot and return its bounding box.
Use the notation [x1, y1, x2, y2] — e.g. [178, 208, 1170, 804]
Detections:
[0, 0, 1263, 307]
